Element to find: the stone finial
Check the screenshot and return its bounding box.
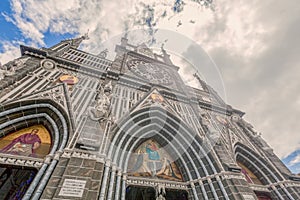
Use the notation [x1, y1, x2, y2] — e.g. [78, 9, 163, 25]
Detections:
[98, 49, 108, 58]
[70, 30, 90, 48]
[104, 80, 112, 93]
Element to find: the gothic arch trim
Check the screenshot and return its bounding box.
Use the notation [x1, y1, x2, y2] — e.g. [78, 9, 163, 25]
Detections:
[101, 106, 229, 200]
[0, 99, 71, 200]
[234, 143, 283, 183]
[109, 106, 219, 175]
[234, 143, 294, 200]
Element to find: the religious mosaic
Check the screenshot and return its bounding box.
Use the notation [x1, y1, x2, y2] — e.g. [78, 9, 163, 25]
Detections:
[128, 139, 183, 181]
[238, 162, 263, 185]
[0, 125, 51, 158]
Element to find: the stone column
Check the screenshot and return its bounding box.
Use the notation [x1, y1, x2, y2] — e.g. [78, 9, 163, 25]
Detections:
[99, 160, 111, 200]
[114, 169, 122, 199]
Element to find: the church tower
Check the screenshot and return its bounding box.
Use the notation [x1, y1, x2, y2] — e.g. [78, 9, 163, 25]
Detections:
[0, 35, 299, 200]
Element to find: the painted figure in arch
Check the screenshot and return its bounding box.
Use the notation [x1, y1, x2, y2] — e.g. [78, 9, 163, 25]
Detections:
[1, 129, 42, 157]
[129, 140, 182, 181]
[146, 140, 160, 160]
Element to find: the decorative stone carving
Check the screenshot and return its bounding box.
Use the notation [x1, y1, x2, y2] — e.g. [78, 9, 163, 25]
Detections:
[156, 184, 166, 200]
[104, 80, 112, 93]
[89, 89, 111, 121]
[0, 64, 15, 77]
[0, 69, 5, 80]
[126, 176, 187, 190]
[0, 57, 31, 80]
[0, 154, 43, 168]
[98, 49, 108, 58]
[41, 59, 56, 70]
[88, 82, 114, 122]
[200, 113, 221, 144]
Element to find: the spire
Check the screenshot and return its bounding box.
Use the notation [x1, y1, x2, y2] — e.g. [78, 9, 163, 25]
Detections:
[70, 30, 89, 48]
[193, 72, 202, 83]
[193, 72, 206, 90]
[160, 44, 173, 65]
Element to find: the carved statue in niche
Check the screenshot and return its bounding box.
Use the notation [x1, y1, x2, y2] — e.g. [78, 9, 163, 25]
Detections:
[0, 63, 15, 79]
[200, 113, 222, 147]
[156, 184, 166, 200]
[0, 57, 30, 79]
[88, 81, 113, 122]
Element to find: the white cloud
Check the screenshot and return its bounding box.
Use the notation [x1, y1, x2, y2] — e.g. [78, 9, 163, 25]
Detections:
[1, 0, 300, 162]
[0, 41, 21, 64]
[289, 154, 300, 166]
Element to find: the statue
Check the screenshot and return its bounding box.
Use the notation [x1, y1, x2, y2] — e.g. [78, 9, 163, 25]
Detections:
[88, 82, 113, 122]
[155, 184, 166, 200]
[0, 57, 29, 79]
[104, 80, 112, 93]
[0, 69, 5, 80]
[156, 194, 165, 200]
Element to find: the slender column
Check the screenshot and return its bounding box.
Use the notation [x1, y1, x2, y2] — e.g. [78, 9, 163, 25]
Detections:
[114, 170, 122, 200]
[121, 175, 127, 200]
[271, 185, 285, 200]
[216, 176, 229, 200]
[199, 180, 209, 200]
[280, 184, 295, 200]
[190, 182, 199, 200]
[99, 160, 111, 200]
[208, 178, 219, 200]
[106, 165, 117, 200]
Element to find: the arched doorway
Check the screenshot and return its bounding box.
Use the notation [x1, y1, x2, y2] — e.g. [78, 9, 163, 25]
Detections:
[125, 186, 188, 200]
[0, 98, 71, 199]
[0, 125, 51, 158]
[104, 104, 227, 200]
[237, 162, 263, 185]
[255, 192, 272, 200]
[0, 165, 37, 200]
[235, 143, 277, 200]
[0, 125, 52, 199]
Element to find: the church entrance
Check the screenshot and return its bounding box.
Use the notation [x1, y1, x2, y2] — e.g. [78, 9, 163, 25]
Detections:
[255, 192, 272, 200]
[0, 165, 37, 200]
[126, 186, 188, 200]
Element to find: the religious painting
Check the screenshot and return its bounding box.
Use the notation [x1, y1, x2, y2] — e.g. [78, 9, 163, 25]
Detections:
[57, 74, 79, 92]
[128, 139, 183, 181]
[0, 125, 51, 159]
[237, 162, 263, 185]
[59, 75, 79, 85]
[150, 93, 164, 103]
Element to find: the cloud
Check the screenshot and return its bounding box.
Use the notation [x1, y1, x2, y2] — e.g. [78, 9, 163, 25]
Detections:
[0, 41, 21, 64]
[205, 0, 300, 158]
[289, 154, 300, 166]
[1, 0, 300, 162]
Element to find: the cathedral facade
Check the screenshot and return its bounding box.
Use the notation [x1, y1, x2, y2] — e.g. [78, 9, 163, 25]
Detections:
[0, 35, 299, 200]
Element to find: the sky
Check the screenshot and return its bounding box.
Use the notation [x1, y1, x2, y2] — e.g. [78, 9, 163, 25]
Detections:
[0, 0, 299, 174]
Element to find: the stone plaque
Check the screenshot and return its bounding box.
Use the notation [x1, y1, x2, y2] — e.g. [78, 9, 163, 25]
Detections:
[59, 179, 87, 197]
[242, 194, 256, 200]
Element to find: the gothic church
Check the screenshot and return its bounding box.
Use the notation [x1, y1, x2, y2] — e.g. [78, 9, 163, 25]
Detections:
[0, 34, 299, 200]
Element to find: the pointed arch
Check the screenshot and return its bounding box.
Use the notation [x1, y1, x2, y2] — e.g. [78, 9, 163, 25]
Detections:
[234, 142, 295, 200]
[109, 106, 219, 177]
[0, 99, 72, 199]
[99, 105, 230, 200]
[234, 142, 282, 184]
